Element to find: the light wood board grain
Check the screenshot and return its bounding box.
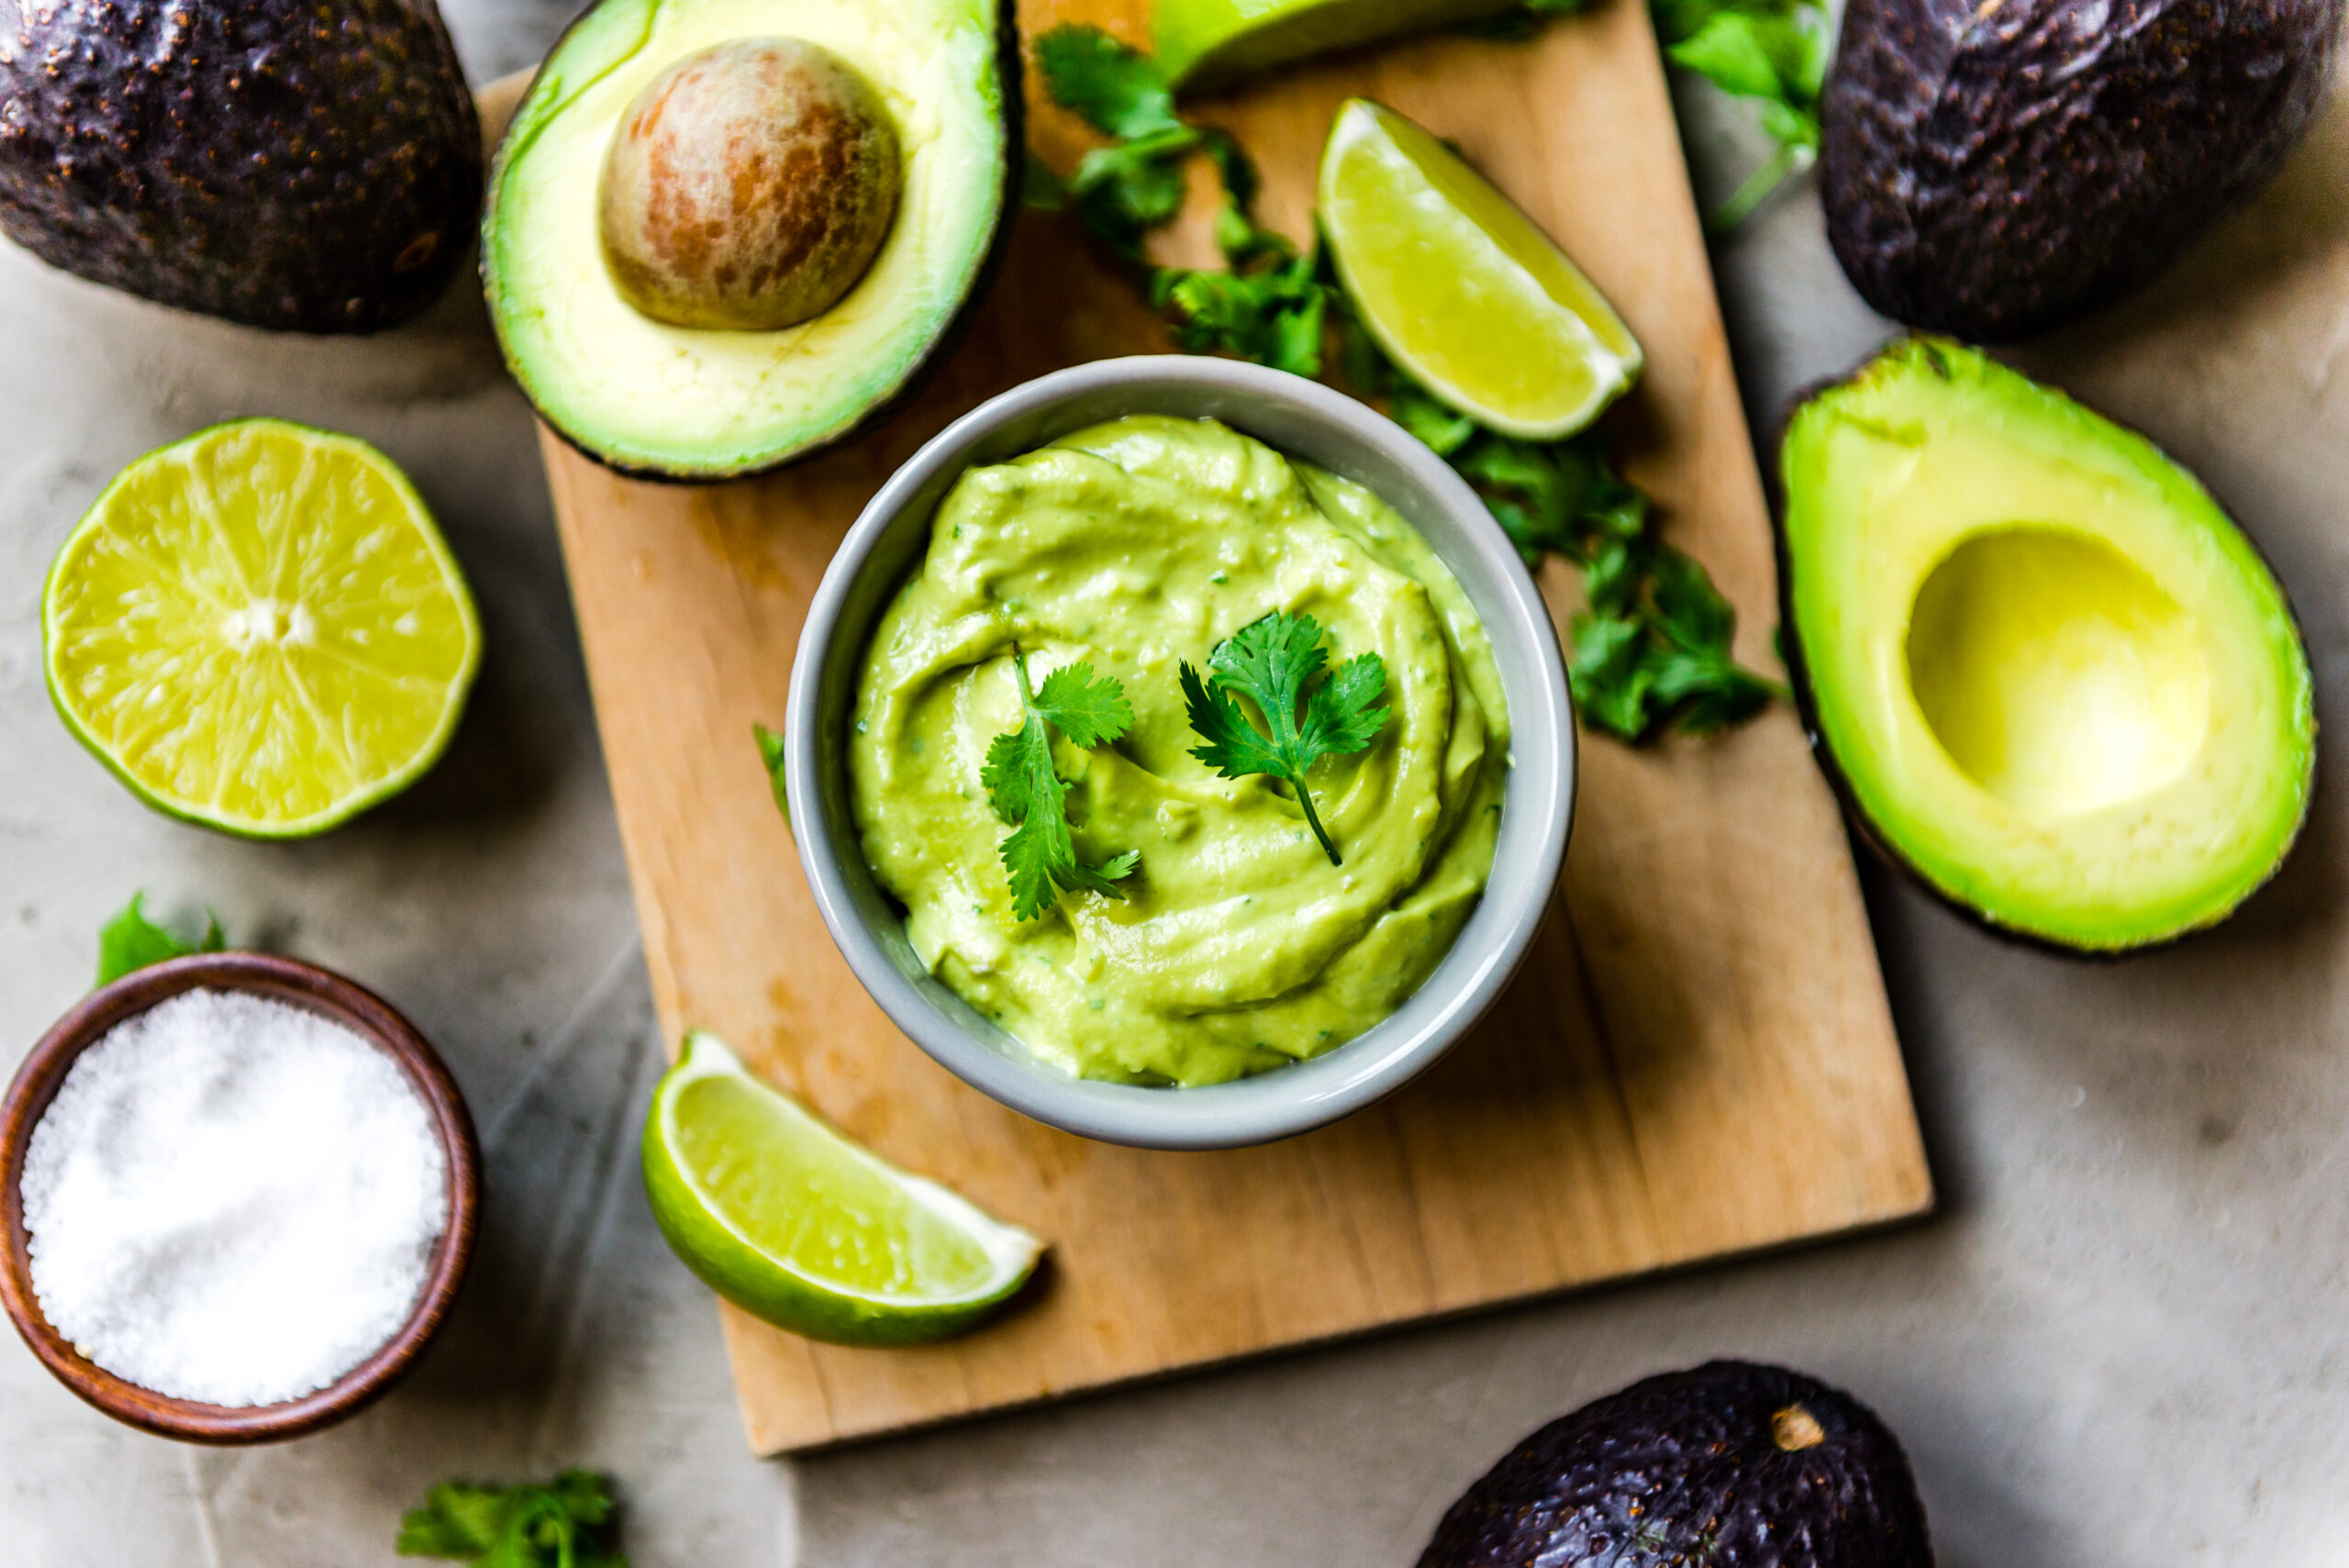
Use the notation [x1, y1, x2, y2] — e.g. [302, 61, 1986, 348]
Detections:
[539, 0, 1932, 1453]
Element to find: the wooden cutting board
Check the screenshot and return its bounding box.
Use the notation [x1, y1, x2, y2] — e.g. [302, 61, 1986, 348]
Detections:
[538, 0, 1931, 1454]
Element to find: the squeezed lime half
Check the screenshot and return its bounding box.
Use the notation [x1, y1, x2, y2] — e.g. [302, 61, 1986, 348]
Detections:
[42, 418, 481, 838]
[642, 1031, 1043, 1346]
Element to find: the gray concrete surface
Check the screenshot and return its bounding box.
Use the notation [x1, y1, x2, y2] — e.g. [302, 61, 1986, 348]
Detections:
[2, 6, 2345, 1562]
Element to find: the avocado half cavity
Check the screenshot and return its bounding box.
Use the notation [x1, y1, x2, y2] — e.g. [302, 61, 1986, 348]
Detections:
[483, 0, 1017, 480]
[1779, 340, 2316, 952]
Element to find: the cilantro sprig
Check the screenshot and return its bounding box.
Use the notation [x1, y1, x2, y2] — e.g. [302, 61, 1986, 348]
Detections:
[95, 891, 223, 987]
[1653, 0, 1830, 230]
[1182, 612, 1388, 865]
[1034, 27, 1329, 377]
[982, 649, 1141, 920]
[397, 1471, 628, 1568]
[1344, 334, 1783, 737]
[1464, 0, 1830, 228]
[1030, 23, 1784, 743]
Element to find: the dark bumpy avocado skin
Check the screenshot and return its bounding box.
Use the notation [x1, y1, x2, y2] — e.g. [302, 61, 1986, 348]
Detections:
[0, 0, 481, 333]
[1419, 1362, 1933, 1568]
[1820, 0, 2343, 341]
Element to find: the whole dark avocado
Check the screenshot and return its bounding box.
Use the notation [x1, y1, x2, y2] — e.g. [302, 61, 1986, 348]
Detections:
[1820, 0, 2343, 340]
[0, 0, 481, 332]
[1419, 1361, 1932, 1568]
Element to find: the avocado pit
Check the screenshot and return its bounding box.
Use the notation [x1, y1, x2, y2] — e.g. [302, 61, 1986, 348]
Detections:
[596, 37, 901, 332]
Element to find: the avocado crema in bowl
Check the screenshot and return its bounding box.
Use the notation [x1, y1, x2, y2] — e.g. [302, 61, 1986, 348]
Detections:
[787, 359, 1574, 1150]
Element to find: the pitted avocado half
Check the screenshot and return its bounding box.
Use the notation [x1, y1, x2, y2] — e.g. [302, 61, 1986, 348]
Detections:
[483, 0, 1015, 480]
[1780, 339, 2315, 951]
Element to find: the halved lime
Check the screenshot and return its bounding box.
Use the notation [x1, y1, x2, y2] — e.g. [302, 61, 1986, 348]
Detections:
[1319, 98, 1643, 440]
[42, 418, 481, 838]
[642, 1031, 1043, 1347]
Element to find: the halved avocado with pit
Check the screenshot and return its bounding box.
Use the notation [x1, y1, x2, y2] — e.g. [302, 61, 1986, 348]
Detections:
[483, 0, 1016, 480]
[1779, 339, 2315, 951]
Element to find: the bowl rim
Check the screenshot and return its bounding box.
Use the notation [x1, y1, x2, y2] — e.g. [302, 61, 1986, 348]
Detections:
[0, 951, 482, 1443]
[785, 355, 1575, 1150]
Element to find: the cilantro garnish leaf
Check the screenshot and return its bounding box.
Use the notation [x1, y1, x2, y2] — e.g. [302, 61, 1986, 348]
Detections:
[983, 650, 1141, 921]
[1031, 660, 1137, 747]
[1182, 612, 1388, 865]
[95, 891, 223, 988]
[396, 1471, 629, 1568]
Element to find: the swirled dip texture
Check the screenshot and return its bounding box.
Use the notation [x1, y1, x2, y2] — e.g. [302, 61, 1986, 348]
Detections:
[849, 416, 1508, 1086]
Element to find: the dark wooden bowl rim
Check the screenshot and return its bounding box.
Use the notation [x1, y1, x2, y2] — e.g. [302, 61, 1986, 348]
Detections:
[0, 952, 481, 1444]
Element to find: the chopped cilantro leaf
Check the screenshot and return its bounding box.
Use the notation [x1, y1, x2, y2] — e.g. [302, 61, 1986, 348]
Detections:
[396, 1471, 628, 1568]
[95, 891, 223, 988]
[982, 650, 1141, 920]
[1034, 25, 1183, 139]
[1182, 612, 1388, 865]
[1651, 0, 1830, 230]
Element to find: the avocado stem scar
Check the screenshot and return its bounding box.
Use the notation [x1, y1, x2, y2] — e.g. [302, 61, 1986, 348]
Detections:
[1771, 1404, 1827, 1451]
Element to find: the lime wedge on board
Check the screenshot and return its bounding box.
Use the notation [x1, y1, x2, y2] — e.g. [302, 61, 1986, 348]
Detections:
[1153, 0, 1518, 88]
[42, 418, 481, 838]
[1319, 98, 1643, 440]
[642, 1031, 1044, 1347]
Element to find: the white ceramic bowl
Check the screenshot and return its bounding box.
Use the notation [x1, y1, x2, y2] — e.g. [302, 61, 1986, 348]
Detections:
[785, 357, 1575, 1149]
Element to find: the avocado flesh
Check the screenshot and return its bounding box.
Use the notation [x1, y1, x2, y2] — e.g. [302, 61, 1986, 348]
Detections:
[484, 0, 1011, 479]
[1782, 340, 2315, 951]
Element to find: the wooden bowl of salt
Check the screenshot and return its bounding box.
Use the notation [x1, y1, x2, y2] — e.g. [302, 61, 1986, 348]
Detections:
[0, 951, 480, 1442]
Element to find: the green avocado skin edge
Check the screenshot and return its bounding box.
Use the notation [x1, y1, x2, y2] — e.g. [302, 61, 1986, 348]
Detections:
[1773, 339, 2318, 956]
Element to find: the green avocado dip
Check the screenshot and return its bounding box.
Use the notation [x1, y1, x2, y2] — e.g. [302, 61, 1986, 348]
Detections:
[848, 416, 1508, 1087]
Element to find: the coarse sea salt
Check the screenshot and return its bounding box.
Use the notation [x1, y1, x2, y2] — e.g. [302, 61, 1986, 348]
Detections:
[21, 987, 447, 1407]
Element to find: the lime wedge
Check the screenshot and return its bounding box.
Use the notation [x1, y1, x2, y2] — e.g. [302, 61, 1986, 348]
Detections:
[42, 418, 481, 838]
[1153, 0, 1518, 88]
[642, 1031, 1043, 1346]
[1319, 98, 1643, 440]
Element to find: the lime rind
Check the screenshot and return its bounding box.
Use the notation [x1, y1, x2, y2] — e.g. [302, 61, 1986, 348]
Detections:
[1319, 98, 1642, 441]
[643, 1031, 1042, 1346]
[40, 417, 482, 839]
[1153, 0, 1520, 88]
